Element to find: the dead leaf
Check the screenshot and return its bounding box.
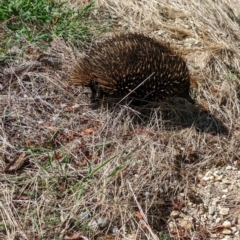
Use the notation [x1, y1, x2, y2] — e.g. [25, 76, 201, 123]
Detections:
[4, 152, 26, 173]
[54, 151, 63, 160]
[135, 211, 143, 220]
[178, 219, 192, 230]
[142, 129, 155, 136]
[209, 224, 226, 233]
[172, 200, 185, 211]
[41, 125, 58, 132]
[59, 185, 66, 193]
[96, 234, 116, 240]
[18, 195, 29, 200]
[64, 232, 83, 240]
[140, 220, 148, 230]
[170, 227, 188, 237]
[191, 78, 200, 91]
[53, 16, 60, 26]
[210, 86, 218, 93]
[65, 106, 74, 112]
[199, 103, 208, 111]
[25, 140, 36, 148]
[82, 128, 94, 134]
[75, 159, 88, 167]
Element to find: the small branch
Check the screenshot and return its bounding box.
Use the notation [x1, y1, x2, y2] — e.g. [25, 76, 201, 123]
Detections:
[2, 61, 42, 77]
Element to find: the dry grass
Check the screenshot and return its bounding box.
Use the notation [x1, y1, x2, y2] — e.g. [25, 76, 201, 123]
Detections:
[0, 0, 240, 239]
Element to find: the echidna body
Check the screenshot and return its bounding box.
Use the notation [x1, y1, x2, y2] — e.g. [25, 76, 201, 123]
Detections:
[70, 33, 194, 105]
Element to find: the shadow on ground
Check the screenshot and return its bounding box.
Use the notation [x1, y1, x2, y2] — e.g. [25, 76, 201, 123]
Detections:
[103, 99, 229, 136]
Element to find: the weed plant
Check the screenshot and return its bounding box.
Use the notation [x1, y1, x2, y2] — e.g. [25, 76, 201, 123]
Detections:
[0, 0, 98, 61]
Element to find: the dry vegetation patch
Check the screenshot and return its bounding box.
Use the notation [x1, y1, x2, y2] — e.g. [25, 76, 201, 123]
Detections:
[0, 0, 240, 239]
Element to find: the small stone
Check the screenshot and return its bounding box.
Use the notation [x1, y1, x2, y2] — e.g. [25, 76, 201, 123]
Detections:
[222, 229, 232, 235]
[226, 166, 232, 170]
[234, 230, 240, 237]
[208, 206, 216, 215]
[168, 221, 176, 230]
[109, 226, 118, 234]
[198, 205, 206, 215]
[170, 211, 180, 218]
[222, 179, 232, 184]
[72, 104, 80, 109]
[202, 176, 210, 181]
[222, 220, 231, 227]
[198, 173, 203, 179]
[209, 176, 214, 180]
[60, 103, 67, 108]
[231, 226, 237, 233]
[213, 170, 221, 176]
[97, 217, 110, 229]
[222, 194, 227, 198]
[178, 219, 192, 230]
[125, 234, 137, 240]
[205, 171, 213, 177]
[208, 215, 213, 220]
[88, 220, 98, 230]
[212, 200, 218, 206]
[222, 188, 229, 193]
[216, 217, 222, 224]
[219, 207, 230, 215]
[80, 211, 90, 221]
[215, 175, 223, 181]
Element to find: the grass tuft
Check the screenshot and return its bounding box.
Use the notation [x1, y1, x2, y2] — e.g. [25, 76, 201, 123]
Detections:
[0, 0, 102, 62]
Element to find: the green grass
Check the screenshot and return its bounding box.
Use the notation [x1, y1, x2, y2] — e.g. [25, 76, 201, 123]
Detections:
[0, 0, 102, 62]
[159, 234, 170, 240]
[227, 72, 240, 81]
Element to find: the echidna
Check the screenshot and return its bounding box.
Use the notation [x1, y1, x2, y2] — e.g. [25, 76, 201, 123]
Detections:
[70, 33, 195, 105]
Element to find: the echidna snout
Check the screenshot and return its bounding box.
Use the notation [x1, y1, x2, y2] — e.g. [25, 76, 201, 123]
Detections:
[70, 33, 195, 105]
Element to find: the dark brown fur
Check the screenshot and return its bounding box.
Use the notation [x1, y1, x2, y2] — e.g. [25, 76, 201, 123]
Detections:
[70, 33, 195, 105]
